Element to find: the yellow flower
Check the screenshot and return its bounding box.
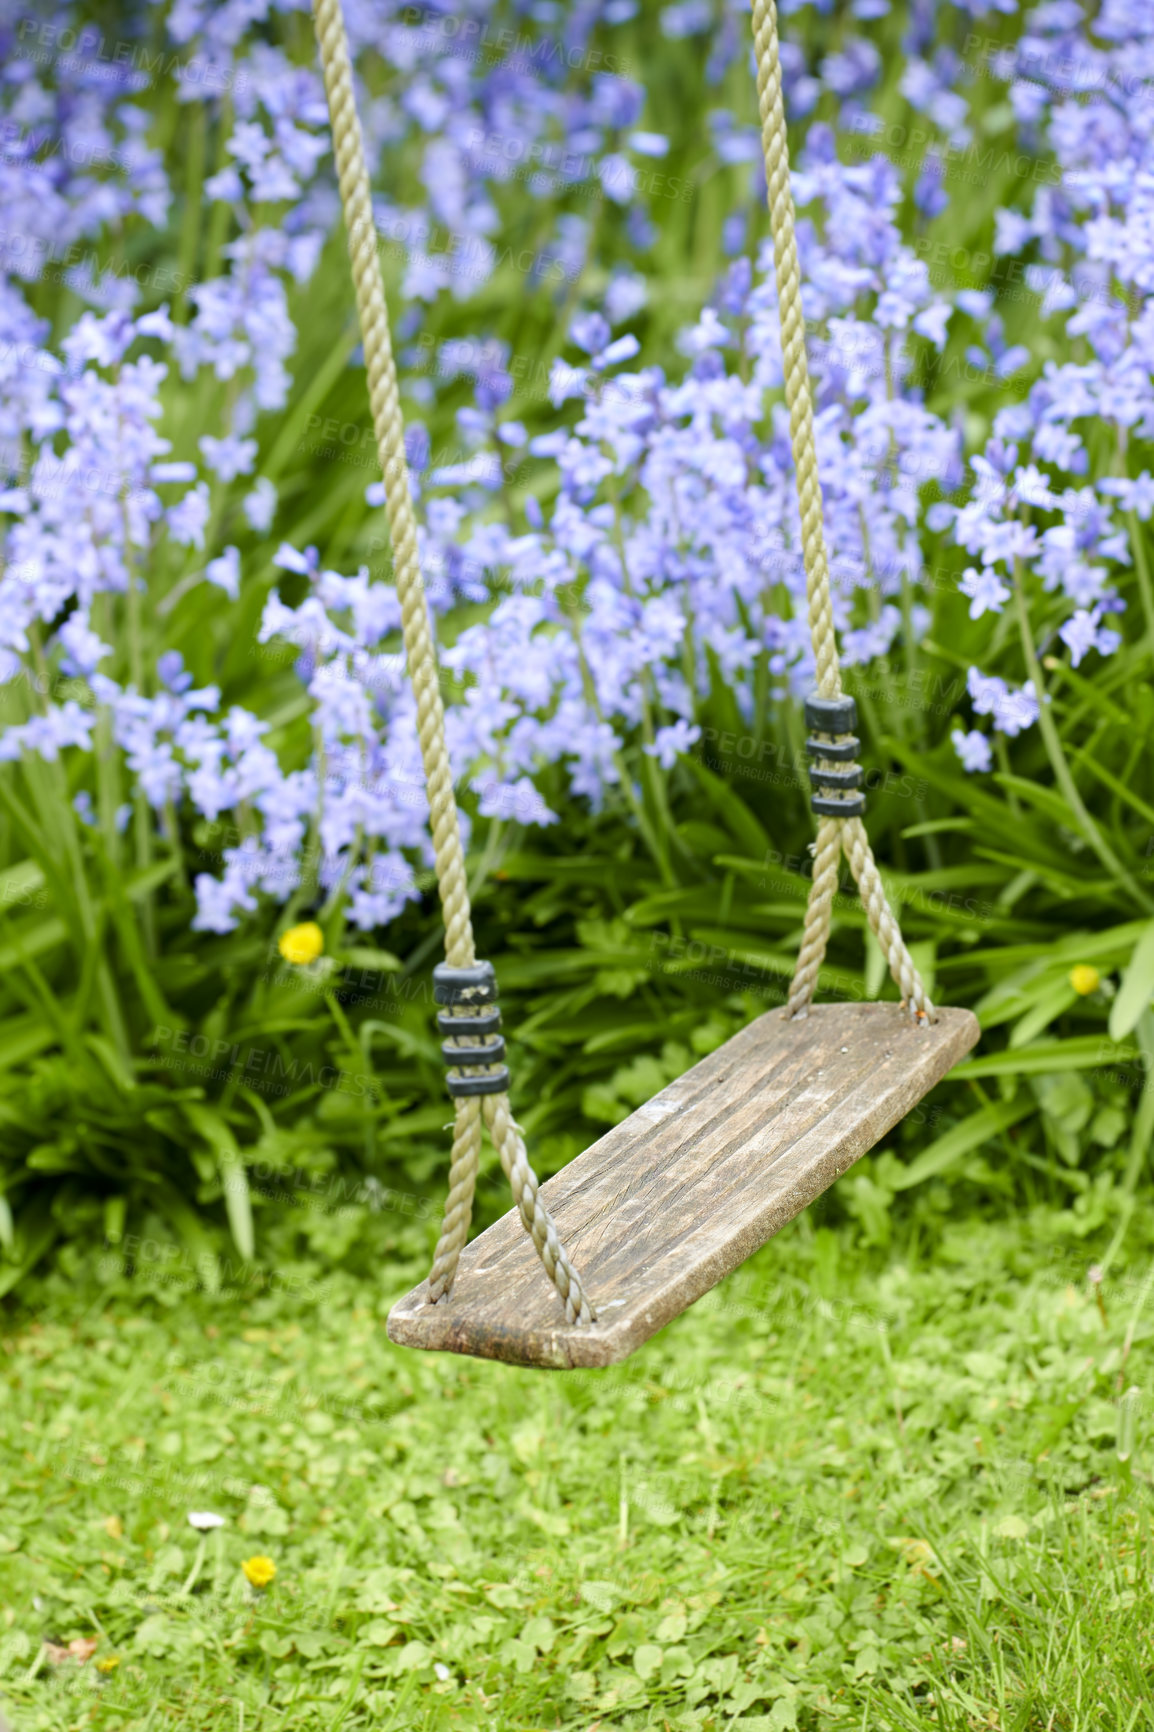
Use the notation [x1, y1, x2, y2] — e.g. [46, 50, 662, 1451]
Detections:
[278, 922, 323, 966]
[242, 1555, 277, 1590]
[96, 1655, 120, 1673]
[1069, 964, 1100, 996]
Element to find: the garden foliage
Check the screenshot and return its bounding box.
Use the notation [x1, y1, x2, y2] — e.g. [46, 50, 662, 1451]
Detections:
[1, 0, 1154, 1283]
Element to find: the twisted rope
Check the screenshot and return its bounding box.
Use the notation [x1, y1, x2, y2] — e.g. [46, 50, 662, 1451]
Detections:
[313, 0, 593, 1323]
[751, 0, 934, 1023]
[426, 1093, 481, 1304]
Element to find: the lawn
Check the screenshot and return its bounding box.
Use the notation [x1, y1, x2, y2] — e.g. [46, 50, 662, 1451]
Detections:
[3, 1201, 1153, 1730]
[4, 0, 1154, 1726]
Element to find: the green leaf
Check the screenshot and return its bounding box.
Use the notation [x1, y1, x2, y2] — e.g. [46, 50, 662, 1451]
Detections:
[262, 323, 360, 484]
[1119, 1008, 1154, 1197]
[960, 921, 1148, 983]
[0, 1013, 54, 1071]
[675, 820, 734, 858]
[185, 1103, 254, 1260]
[1109, 920, 1154, 1041]
[579, 1581, 622, 1613]
[993, 772, 1085, 832]
[1034, 1072, 1093, 1136]
[890, 1097, 1035, 1190]
[103, 1194, 126, 1245]
[0, 917, 67, 971]
[864, 929, 887, 999]
[633, 1643, 663, 1681]
[952, 1036, 1135, 1078]
[220, 1160, 253, 1259]
[26, 1143, 83, 1174]
[339, 946, 402, 973]
[145, 1181, 223, 1291]
[0, 859, 45, 903]
[1072, 747, 1154, 827]
[123, 857, 182, 900]
[1010, 982, 1079, 1048]
[680, 753, 772, 860]
[522, 1615, 556, 1654]
[86, 1033, 136, 1093]
[0, 1195, 58, 1296]
[362, 1619, 396, 1646]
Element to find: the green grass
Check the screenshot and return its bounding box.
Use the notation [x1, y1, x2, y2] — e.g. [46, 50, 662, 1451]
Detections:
[2, 0, 1154, 1283]
[4, 1199, 1154, 1730]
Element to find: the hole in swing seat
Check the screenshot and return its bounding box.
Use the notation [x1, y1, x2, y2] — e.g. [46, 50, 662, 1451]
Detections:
[386, 1001, 978, 1369]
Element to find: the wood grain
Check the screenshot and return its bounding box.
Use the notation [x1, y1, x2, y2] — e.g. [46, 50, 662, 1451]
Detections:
[387, 1002, 979, 1368]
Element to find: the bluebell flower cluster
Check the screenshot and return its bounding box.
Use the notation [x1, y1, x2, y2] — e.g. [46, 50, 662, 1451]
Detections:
[192, 127, 963, 934]
[941, 0, 1152, 768]
[1, 0, 1149, 947]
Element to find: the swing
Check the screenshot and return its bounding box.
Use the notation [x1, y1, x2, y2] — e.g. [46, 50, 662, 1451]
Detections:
[311, 0, 980, 1368]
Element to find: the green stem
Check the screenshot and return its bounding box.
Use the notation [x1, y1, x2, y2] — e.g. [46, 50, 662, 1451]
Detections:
[94, 596, 123, 872]
[1100, 1009, 1154, 1275]
[26, 628, 52, 717]
[605, 466, 657, 746]
[564, 596, 674, 886]
[467, 817, 505, 909]
[319, 747, 364, 933]
[1114, 424, 1154, 649]
[897, 564, 921, 738]
[173, 103, 207, 326]
[1127, 507, 1154, 652]
[42, 763, 132, 1058]
[179, 1537, 207, 1597]
[993, 734, 1021, 817]
[286, 724, 327, 922]
[1012, 561, 1152, 912]
[164, 797, 190, 894]
[603, 465, 685, 862]
[324, 986, 364, 1080]
[121, 440, 156, 957]
[204, 95, 235, 282]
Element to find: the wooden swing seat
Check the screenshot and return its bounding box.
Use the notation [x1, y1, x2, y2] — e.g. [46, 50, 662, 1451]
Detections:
[387, 1001, 978, 1369]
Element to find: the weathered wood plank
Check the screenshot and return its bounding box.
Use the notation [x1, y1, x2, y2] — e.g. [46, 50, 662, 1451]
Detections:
[387, 1002, 979, 1368]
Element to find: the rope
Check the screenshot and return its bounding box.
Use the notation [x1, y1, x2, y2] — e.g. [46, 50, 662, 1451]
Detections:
[426, 1093, 481, 1303]
[751, 0, 934, 1023]
[313, 0, 593, 1324]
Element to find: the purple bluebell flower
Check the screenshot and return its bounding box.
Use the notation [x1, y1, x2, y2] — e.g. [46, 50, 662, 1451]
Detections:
[1101, 473, 1154, 520]
[643, 719, 702, 768]
[951, 729, 993, 774]
[568, 316, 606, 360]
[199, 433, 258, 482]
[168, 482, 212, 549]
[959, 566, 1011, 619]
[206, 547, 241, 600]
[243, 477, 277, 532]
[158, 651, 194, 694]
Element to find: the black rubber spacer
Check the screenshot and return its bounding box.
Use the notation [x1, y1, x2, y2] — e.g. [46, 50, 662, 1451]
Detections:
[804, 693, 858, 736]
[441, 1036, 507, 1067]
[810, 765, 863, 792]
[445, 1066, 510, 1098]
[433, 961, 498, 1005]
[436, 1008, 502, 1037]
[805, 734, 860, 763]
[812, 792, 866, 818]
